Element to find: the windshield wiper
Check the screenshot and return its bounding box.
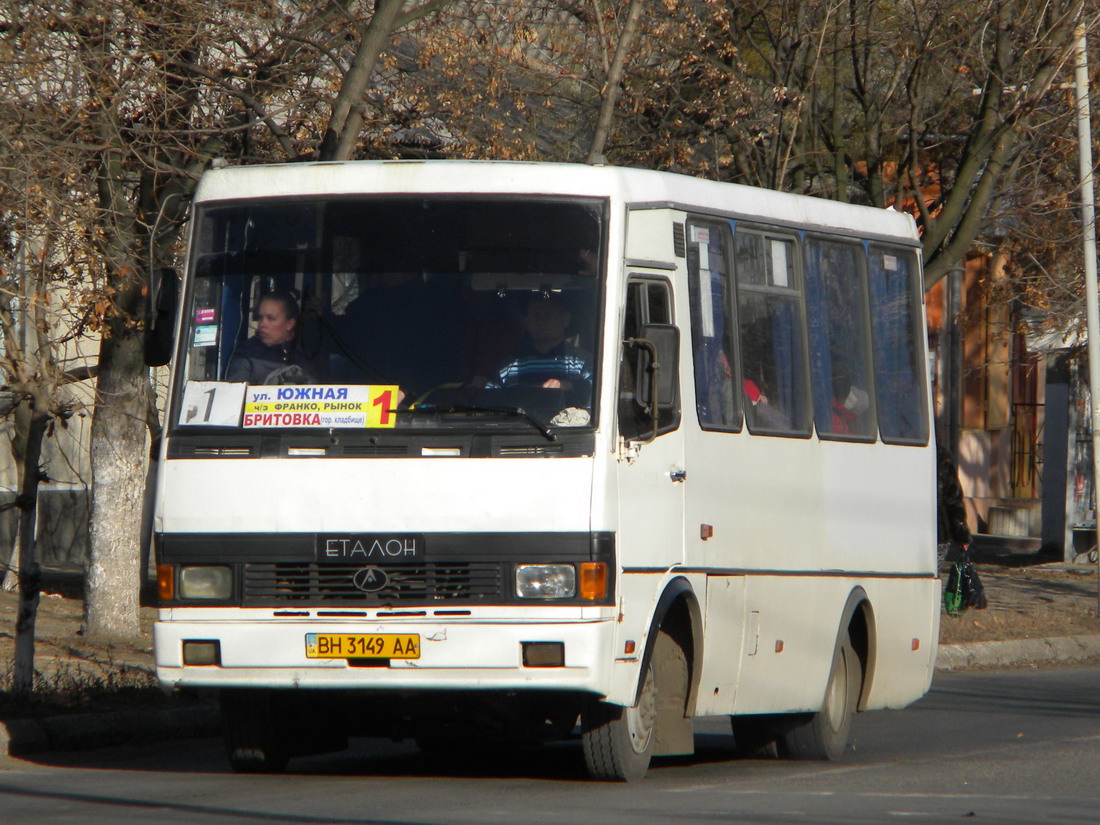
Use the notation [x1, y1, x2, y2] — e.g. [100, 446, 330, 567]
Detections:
[400, 404, 556, 442]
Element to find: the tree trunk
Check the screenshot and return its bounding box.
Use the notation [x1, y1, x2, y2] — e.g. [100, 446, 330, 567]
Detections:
[11, 400, 48, 695]
[83, 328, 150, 639]
[2, 397, 32, 593]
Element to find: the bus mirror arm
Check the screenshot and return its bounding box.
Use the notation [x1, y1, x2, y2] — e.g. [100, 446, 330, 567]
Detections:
[630, 337, 660, 443]
[630, 323, 680, 444]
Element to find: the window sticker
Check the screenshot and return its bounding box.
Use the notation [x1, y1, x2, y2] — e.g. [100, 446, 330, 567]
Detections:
[193, 325, 218, 347]
[180, 381, 247, 427]
[698, 269, 715, 338]
[697, 242, 711, 272]
[883, 254, 898, 271]
[692, 227, 712, 271]
[770, 239, 789, 287]
[242, 385, 400, 429]
[195, 307, 216, 324]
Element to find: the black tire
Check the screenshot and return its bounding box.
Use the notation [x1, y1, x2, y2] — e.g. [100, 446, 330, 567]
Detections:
[581, 634, 660, 781]
[221, 690, 290, 774]
[776, 631, 860, 761]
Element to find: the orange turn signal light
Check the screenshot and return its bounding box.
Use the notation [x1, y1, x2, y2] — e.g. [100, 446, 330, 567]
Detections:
[157, 564, 175, 602]
[579, 562, 607, 600]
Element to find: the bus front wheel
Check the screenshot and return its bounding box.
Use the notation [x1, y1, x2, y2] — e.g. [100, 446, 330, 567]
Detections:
[777, 630, 860, 761]
[581, 634, 661, 781]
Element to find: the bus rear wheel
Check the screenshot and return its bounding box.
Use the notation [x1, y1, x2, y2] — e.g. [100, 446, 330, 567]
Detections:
[777, 631, 860, 761]
[221, 689, 290, 774]
[581, 635, 660, 781]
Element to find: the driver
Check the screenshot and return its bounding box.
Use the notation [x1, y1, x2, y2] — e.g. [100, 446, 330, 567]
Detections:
[226, 290, 316, 384]
[486, 293, 592, 395]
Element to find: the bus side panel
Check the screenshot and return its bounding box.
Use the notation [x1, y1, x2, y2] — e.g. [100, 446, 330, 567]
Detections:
[693, 575, 748, 715]
[859, 577, 939, 709]
[730, 575, 840, 714]
[718, 438, 934, 577]
[729, 575, 938, 715]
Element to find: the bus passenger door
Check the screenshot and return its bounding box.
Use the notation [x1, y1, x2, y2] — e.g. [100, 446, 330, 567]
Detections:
[681, 218, 749, 713]
[615, 278, 685, 572]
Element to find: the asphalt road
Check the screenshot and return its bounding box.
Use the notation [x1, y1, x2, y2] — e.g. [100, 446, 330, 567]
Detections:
[2, 666, 1098, 825]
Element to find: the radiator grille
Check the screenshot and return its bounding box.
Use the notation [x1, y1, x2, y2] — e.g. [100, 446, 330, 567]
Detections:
[242, 562, 503, 604]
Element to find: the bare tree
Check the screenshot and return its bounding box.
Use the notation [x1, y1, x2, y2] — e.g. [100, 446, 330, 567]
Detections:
[0, 149, 88, 693]
[601, 0, 1095, 288]
[0, 0, 458, 641]
[83, 0, 452, 638]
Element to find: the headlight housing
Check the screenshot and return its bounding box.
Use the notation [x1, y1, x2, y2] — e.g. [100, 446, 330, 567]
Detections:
[515, 564, 576, 599]
[178, 565, 233, 600]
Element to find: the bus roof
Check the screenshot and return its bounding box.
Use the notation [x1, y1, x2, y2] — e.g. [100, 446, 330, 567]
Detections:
[193, 160, 920, 244]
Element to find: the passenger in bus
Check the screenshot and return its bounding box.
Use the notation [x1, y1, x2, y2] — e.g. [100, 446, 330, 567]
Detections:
[829, 367, 871, 435]
[743, 377, 790, 430]
[742, 377, 767, 407]
[226, 290, 317, 385]
[486, 293, 592, 397]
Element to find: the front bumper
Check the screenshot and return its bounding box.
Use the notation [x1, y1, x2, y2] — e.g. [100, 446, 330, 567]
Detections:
[154, 611, 617, 695]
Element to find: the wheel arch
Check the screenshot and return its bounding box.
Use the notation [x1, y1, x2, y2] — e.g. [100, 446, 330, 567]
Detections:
[632, 575, 703, 711]
[838, 587, 876, 712]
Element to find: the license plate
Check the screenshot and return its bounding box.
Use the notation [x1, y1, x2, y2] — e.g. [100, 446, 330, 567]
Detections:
[305, 633, 421, 659]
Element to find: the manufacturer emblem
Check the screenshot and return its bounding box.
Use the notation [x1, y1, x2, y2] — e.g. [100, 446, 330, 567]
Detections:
[352, 567, 389, 592]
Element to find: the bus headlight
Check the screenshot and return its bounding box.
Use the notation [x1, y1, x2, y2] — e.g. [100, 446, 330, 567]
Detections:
[516, 564, 576, 599]
[179, 565, 233, 600]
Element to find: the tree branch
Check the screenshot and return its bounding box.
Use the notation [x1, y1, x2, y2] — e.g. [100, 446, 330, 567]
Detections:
[319, 0, 405, 161]
[586, 0, 644, 163]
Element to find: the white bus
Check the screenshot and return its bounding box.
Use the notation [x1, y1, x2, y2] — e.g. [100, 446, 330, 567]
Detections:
[149, 160, 938, 781]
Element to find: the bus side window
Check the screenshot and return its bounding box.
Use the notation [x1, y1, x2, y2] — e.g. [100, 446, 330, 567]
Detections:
[804, 238, 875, 440]
[687, 222, 740, 431]
[733, 232, 811, 435]
[619, 279, 677, 440]
[868, 246, 929, 444]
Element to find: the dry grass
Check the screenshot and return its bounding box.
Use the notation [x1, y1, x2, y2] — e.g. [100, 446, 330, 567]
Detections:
[0, 586, 164, 719]
[939, 565, 1100, 644]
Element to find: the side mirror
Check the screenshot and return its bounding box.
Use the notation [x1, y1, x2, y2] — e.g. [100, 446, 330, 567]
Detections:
[632, 322, 680, 421]
[144, 267, 179, 367]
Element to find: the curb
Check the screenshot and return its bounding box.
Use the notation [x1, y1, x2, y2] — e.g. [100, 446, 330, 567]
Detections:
[936, 634, 1100, 672]
[0, 702, 219, 758]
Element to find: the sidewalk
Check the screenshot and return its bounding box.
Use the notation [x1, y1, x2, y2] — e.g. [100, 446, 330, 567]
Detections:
[935, 561, 1100, 670]
[2, 562, 1099, 757]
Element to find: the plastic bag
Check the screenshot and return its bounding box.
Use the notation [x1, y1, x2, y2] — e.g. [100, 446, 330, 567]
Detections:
[944, 559, 987, 615]
[961, 561, 987, 610]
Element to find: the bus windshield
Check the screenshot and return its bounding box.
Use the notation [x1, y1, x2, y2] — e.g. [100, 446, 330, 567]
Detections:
[175, 197, 604, 433]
